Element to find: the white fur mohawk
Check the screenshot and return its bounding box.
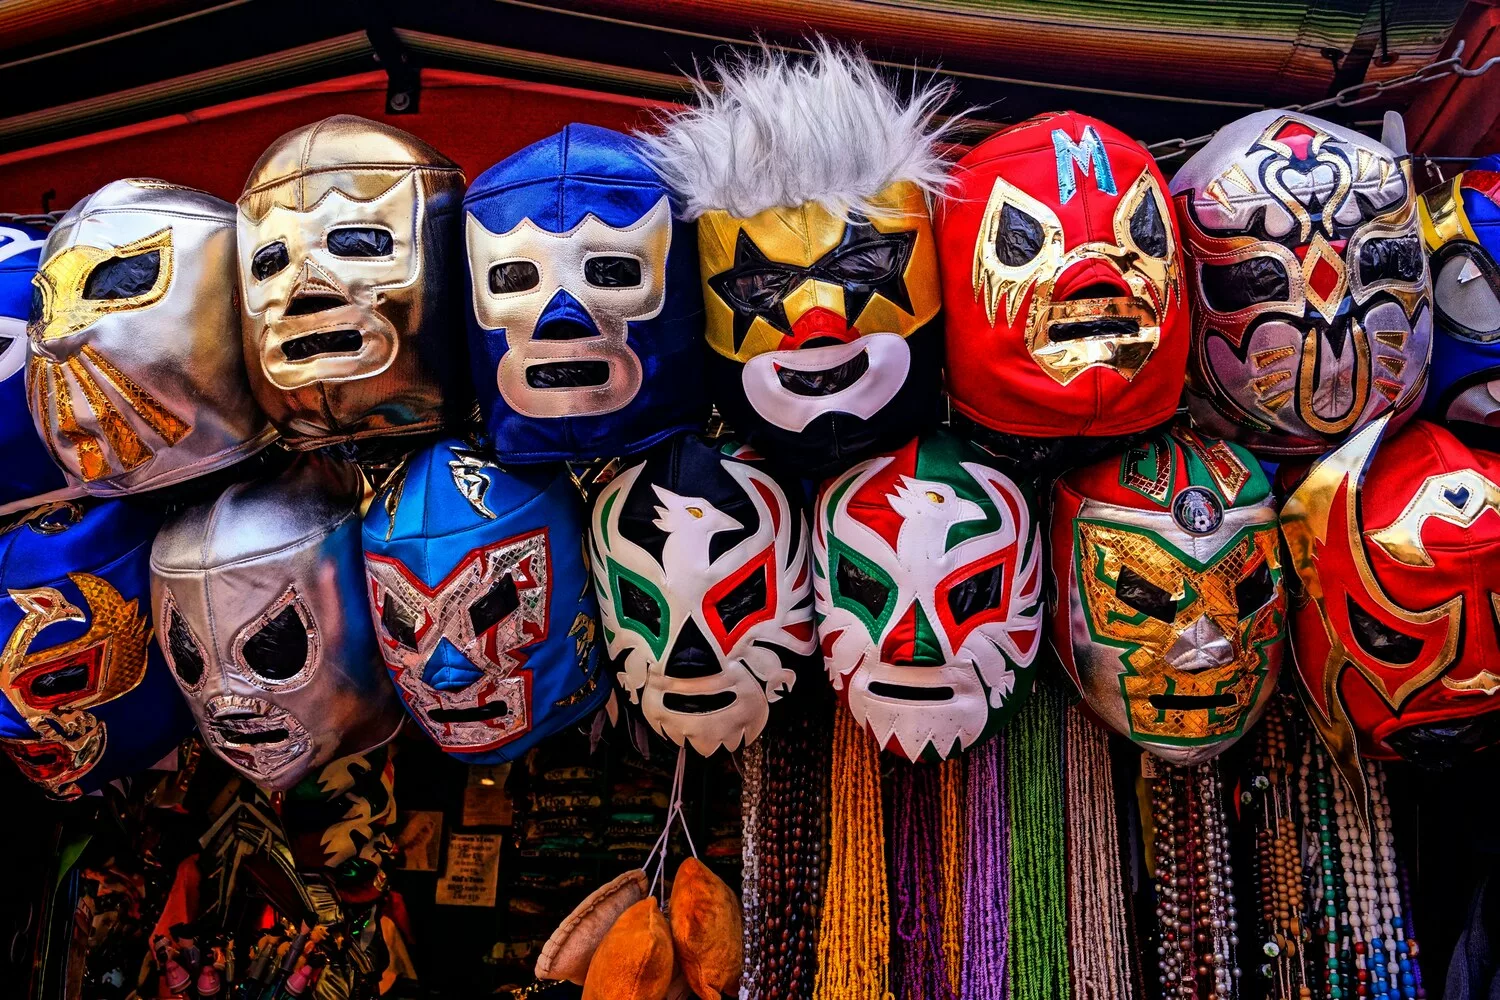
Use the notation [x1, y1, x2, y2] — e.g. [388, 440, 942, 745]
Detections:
[639, 39, 957, 221]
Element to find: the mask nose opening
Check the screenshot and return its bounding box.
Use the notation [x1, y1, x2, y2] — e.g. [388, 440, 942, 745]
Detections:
[284, 293, 346, 317]
[663, 619, 721, 679]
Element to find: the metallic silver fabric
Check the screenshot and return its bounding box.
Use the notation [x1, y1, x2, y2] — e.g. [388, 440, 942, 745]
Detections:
[150, 453, 404, 790]
[26, 179, 275, 494]
[237, 115, 466, 448]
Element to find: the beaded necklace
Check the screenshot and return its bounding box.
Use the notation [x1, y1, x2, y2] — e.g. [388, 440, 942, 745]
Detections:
[741, 739, 765, 1000]
[1247, 697, 1308, 999]
[1009, 683, 1071, 1000]
[1063, 706, 1133, 1000]
[893, 763, 957, 1000]
[961, 735, 1009, 1000]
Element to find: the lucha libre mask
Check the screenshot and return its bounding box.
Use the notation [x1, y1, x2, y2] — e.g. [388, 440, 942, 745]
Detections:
[814, 431, 1043, 761]
[238, 116, 466, 448]
[0, 222, 83, 515]
[1418, 158, 1500, 429]
[150, 453, 405, 790]
[641, 45, 948, 476]
[937, 112, 1188, 438]
[0, 500, 192, 799]
[1281, 417, 1500, 777]
[590, 434, 817, 755]
[26, 180, 275, 494]
[1170, 110, 1433, 456]
[1050, 427, 1285, 764]
[362, 437, 608, 762]
[463, 124, 708, 463]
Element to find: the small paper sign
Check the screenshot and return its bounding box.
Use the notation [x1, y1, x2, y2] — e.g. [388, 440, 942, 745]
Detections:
[435, 832, 502, 907]
[462, 763, 513, 827]
[395, 810, 444, 872]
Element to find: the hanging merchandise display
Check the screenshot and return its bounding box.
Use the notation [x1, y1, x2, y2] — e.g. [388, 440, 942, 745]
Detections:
[1418, 156, 1500, 431]
[362, 436, 608, 763]
[237, 115, 467, 449]
[150, 453, 406, 790]
[0, 499, 192, 799]
[813, 430, 1043, 762]
[1280, 415, 1500, 776]
[641, 42, 950, 477]
[1050, 426, 1286, 764]
[0, 220, 83, 516]
[937, 111, 1189, 442]
[589, 433, 817, 756]
[1169, 109, 1433, 457]
[25, 180, 275, 494]
[463, 124, 708, 464]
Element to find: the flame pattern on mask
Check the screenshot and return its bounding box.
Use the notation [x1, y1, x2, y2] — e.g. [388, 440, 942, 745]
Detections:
[590, 437, 815, 756]
[813, 432, 1042, 761]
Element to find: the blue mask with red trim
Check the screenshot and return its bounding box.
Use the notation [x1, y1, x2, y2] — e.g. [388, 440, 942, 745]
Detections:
[0, 499, 191, 798]
[362, 437, 606, 763]
[462, 124, 707, 462]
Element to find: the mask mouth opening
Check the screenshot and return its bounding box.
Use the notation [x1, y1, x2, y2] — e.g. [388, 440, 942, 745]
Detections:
[661, 691, 737, 714]
[1049, 315, 1142, 341]
[284, 294, 347, 317]
[427, 702, 510, 723]
[282, 329, 363, 361]
[1147, 692, 1237, 711]
[525, 361, 610, 388]
[217, 726, 291, 746]
[774, 350, 871, 396]
[868, 681, 954, 702]
[534, 319, 598, 341]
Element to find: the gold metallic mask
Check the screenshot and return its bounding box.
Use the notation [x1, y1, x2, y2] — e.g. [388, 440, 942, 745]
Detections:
[696, 181, 939, 362]
[1075, 518, 1282, 745]
[972, 167, 1179, 385]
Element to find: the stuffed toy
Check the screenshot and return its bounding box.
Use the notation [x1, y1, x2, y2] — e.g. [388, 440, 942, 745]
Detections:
[1170, 110, 1432, 456]
[463, 124, 707, 462]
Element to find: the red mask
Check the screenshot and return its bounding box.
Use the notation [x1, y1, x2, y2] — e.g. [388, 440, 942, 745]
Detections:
[1281, 418, 1500, 774]
[937, 112, 1189, 437]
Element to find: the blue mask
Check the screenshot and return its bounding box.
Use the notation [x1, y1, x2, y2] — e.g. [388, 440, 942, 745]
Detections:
[362, 437, 607, 762]
[1420, 156, 1500, 429]
[0, 499, 191, 798]
[0, 223, 81, 516]
[463, 124, 707, 462]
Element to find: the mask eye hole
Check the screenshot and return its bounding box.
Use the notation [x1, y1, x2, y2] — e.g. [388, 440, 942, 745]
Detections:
[28, 284, 44, 325]
[1432, 247, 1500, 340]
[83, 250, 160, 300]
[490, 260, 540, 295]
[584, 255, 642, 288]
[28, 663, 89, 699]
[715, 566, 768, 633]
[1346, 596, 1423, 664]
[835, 555, 891, 619]
[380, 592, 420, 650]
[241, 604, 310, 682]
[1198, 258, 1290, 312]
[720, 268, 796, 312]
[618, 576, 664, 636]
[251, 242, 290, 281]
[165, 605, 206, 686]
[1358, 235, 1423, 285]
[947, 563, 1004, 624]
[469, 574, 520, 636]
[1129, 193, 1169, 258]
[995, 203, 1045, 267]
[1234, 559, 1276, 620]
[327, 227, 394, 258]
[822, 239, 901, 284]
[1115, 565, 1177, 622]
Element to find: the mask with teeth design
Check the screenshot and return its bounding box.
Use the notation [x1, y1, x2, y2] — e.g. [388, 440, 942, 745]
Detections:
[938, 112, 1189, 440]
[639, 44, 949, 477]
[462, 124, 708, 463]
[150, 453, 404, 789]
[1170, 109, 1432, 457]
[237, 116, 467, 449]
[590, 434, 817, 756]
[361, 437, 609, 763]
[1050, 426, 1285, 764]
[813, 430, 1043, 761]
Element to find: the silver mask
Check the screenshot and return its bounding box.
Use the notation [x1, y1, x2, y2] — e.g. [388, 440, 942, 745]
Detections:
[150, 453, 404, 789]
[26, 179, 275, 494]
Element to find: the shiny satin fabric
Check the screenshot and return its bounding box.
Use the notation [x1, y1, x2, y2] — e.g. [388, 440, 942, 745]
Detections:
[362, 437, 608, 763]
[0, 221, 83, 515]
[1170, 110, 1432, 457]
[0, 499, 192, 800]
[1050, 427, 1285, 764]
[150, 453, 405, 790]
[238, 115, 467, 448]
[26, 180, 274, 495]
